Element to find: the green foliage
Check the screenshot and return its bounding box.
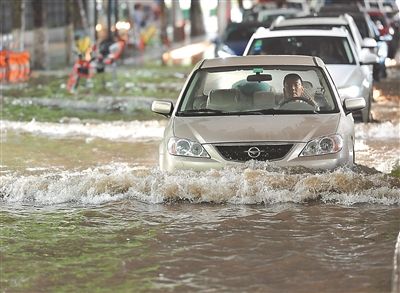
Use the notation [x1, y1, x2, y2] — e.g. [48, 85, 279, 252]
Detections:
[1, 104, 159, 122]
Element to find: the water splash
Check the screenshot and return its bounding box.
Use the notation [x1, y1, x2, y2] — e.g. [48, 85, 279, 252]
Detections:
[0, 120, 166, 141]
[355, 121, 400, 140]
[1, 163, 399, 206]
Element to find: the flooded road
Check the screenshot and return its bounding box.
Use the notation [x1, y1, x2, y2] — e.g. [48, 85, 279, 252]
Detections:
[1, 116, 399, 293]
[1, 66, 400, 293]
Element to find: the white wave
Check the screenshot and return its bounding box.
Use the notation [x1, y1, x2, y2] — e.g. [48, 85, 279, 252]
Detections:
[355, 121, 400, 140]
[0, 119, 166, 141]
[1, 163, 399, 206]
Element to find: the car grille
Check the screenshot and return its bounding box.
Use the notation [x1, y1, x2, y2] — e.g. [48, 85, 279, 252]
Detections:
[213, 144, 294, 162]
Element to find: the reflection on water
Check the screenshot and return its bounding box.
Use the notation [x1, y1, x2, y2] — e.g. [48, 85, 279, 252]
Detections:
[1, 200, 399, 292]
[1, 120, 399, 292]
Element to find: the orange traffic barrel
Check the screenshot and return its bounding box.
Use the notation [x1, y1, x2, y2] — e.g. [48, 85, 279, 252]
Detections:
[0, 51, 7, 81]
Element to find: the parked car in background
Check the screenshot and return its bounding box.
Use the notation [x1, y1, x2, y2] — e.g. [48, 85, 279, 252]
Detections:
[318, 5, 388, 80]
[214, 22, 262, 58]
[243, 3, 307, 26]
[269, 14, 379, 88]
[286, 0, 311, 15]
[151, 55, 365, 172]
[255, 8, 305, 25]
[244, 28, 377, 122]
[368, 9, 397, 58]
[270, 14, 378, 58]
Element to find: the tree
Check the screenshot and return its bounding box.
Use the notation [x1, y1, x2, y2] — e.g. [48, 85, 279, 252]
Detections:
[12, 0, 25, 51]
[32, 0, 49, 69]
[159, 0, 169, 47]
[190, 0, 205, 37]
[65, 0, 74, 65]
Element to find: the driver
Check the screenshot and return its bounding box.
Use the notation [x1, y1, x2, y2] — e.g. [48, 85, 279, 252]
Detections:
[280, 73, 319, 109]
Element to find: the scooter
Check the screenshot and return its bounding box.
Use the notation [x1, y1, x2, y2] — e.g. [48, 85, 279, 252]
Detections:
[66, 37, 125, 93]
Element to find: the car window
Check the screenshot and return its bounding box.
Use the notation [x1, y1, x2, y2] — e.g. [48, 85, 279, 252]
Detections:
[177, 66, 338, 115]
[248, 36, 356, 65]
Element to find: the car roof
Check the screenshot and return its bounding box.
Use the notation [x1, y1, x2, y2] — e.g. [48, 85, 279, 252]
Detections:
[251, 27, 349, 38]
[200, 55, 324, 68]
[273, 16, 349, 27]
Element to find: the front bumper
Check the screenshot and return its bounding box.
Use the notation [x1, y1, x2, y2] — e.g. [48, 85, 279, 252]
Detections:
[160, 142, 352, 172]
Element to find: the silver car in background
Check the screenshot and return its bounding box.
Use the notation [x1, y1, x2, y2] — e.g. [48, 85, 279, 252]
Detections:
[243, 28, 378, 122]
[151, 55, 365, 172]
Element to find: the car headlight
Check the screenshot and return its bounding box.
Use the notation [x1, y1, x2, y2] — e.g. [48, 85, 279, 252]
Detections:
[338, 86, 361, 98]
[167, 137, 210, 158]
[300, 134, 343, 157]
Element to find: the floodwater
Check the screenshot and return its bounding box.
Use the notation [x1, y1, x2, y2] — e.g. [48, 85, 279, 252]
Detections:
[1, 116, 399, 293]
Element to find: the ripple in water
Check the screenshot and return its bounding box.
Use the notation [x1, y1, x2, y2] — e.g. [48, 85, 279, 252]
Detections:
[1, 162, 399, 206]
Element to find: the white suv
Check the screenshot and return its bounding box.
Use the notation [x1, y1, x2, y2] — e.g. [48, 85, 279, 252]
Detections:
[243, 27, 377, 122]
[270, 14, 378, 57]
[270, 14, 378, 82]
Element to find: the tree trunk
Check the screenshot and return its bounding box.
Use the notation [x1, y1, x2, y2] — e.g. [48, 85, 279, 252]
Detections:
[172, 1, 184, 42]
[65, 0, 74, 65]
[77, 0, 89, 34]
[190, 0, 205, 37]
[32, 0, 49, 70]
[217, 1, 231, 35]
[107, 0, 113, 40]
[12, 0, 25, 51]
[159, 0, 168, 46]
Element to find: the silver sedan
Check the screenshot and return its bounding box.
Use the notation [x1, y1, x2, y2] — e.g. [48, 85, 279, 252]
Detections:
[152, 55, 365, 172]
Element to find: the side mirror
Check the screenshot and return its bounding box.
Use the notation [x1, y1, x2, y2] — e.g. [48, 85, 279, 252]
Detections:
[362, 37, 377, 49]
[359, 50, 379, 65]
[343, 97, 366, 114]
[151, 100, 174, 117]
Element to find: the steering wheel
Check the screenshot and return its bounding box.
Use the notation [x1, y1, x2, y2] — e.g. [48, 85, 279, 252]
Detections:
[279, 97, 316, 107]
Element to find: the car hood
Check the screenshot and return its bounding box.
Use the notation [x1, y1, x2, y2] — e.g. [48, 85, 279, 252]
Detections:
[326, 65, 363, 88]
[173, 114, 340, 144]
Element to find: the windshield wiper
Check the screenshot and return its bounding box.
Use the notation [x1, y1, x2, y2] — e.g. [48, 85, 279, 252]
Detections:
[177, 109, 225, 116]
[234, 108, 320, 115]
[232, 109, 283, 115]
[178, 108, 319, 116]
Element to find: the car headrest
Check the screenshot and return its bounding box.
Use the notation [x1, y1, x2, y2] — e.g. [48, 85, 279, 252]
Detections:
[303, 81, 316, 100]
[207, 89, 240, 111]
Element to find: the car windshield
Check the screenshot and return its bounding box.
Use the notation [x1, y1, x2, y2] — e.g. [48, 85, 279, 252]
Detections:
[177, 66, 339, 116]
[273, 24, 357, 46]
[248, 36, 356, 65]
